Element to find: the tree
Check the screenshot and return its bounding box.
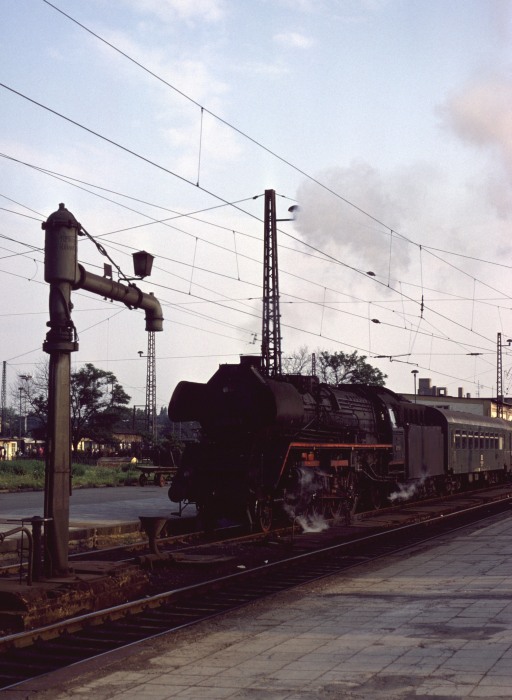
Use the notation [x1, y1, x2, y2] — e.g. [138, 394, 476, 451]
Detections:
[318, 350, 386, 386]
[70, 364, 131, 451]
[22, 362, 131, 450]
[282, 345, 312, 375]
[20, 363, 49, 437]
[283, 347, 387, 386]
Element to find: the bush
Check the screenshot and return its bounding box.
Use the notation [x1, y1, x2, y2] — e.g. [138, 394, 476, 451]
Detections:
[32, 463, 44, 480]
[0, 460, 139, 490]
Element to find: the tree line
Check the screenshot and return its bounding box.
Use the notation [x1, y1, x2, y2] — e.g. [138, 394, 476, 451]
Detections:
[13, 363, 131, 452]
[283, 347, 387, 386]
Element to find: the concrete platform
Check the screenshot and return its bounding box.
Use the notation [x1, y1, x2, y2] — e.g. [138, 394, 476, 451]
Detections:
[0, 486, 197, 551]
[9, 509, 512, 698]
[0, 487, 198, 631]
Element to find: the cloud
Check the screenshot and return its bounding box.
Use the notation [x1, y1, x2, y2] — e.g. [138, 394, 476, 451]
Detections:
[273, 31, 314, 49]
[440, 75, 512, 177]
[233, 61, 289, 78]
[121, 0, 225, 24]
[163, 113, 243, 181]
[440, 75, 512, 218]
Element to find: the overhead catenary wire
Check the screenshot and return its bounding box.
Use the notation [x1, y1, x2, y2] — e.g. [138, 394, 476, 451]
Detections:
[6, 3, 507, 318]
[2, 8, 511, 390]
[0, 195, 506, 365]
[2, 144, 512, 342]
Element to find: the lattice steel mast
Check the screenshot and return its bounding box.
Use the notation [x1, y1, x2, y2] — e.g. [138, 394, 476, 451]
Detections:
[497, 332, 503, 419]
[1, 361, 5, 436]
[261, 189, 282, 377]
[145, 330, 157, 441]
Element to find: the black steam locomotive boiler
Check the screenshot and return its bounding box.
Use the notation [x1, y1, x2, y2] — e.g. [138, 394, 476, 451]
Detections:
[168, 356, 512, 531]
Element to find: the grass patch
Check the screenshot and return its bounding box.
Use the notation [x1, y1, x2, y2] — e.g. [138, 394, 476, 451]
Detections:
[0, 460, 140, 490]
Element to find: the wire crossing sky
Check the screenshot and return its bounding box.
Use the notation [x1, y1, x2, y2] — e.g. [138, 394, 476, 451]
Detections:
[2, 0, 512, 408]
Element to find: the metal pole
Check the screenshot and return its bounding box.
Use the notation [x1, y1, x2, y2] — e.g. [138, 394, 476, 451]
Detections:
[42, 203, 80, 577]
[18, 388, 22, 438]
[41, 204, 164, 578]
[261, 189, 282, 377]
[411, 370, 418, 403]
[1, 361, 6, 437]
[497, 332, 503, 419]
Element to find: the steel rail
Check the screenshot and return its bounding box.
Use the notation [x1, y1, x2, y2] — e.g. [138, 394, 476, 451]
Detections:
[0, 492, 510, 695]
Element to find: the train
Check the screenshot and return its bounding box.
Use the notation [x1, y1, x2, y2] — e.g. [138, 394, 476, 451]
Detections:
[168, 355, 512, 531]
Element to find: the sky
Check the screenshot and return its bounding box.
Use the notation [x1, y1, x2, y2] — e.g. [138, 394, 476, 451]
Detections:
[2, 0, 512, 414]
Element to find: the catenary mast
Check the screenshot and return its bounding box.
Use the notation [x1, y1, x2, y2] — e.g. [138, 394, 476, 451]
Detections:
[261, 189, 282, 377]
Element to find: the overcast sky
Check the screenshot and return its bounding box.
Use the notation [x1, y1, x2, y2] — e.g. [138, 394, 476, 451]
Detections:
[2, 0, 512, 412]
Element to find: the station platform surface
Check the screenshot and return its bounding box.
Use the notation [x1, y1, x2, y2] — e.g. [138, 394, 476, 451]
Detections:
[10, 508, 512, 699]
[0, 486, 196, 546]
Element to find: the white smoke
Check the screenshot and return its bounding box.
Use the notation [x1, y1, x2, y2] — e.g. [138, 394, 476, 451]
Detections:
[294, 161, 421, 284]
[282, 468, 330, 532]
[295, 513, 329, 533]
[389, 477, 425, 503]
[283, 500, 330, 532]
[439, 74, 512, 218]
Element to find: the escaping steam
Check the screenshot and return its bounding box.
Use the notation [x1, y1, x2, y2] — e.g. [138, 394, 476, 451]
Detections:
[389, 477, 426, 503]
[283, 467, 330, 532]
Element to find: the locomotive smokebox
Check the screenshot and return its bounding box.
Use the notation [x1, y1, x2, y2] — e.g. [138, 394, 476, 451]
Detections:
[169, 360, 305, 434]
[42, 203, 79, 284]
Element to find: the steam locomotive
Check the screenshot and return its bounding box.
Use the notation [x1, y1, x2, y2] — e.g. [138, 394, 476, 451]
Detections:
[168, 356, 512, 531]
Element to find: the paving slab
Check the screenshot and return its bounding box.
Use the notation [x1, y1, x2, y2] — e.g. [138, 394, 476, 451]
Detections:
[5, 509, 512, 699]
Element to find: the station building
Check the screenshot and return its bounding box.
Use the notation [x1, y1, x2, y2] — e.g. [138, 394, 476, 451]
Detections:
[401, 377, 512, 421]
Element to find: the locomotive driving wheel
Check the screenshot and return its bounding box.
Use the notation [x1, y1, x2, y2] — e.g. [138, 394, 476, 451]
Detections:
[256, 497, 273, 534]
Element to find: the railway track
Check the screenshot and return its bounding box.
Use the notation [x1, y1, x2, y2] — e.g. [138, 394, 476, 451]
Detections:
[0, 490, 511, 692]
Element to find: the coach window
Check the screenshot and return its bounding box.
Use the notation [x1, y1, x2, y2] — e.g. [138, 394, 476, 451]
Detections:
[454, 430, 461, 449]
[499, 434, 504, 450]
[461, 432, 467, 449]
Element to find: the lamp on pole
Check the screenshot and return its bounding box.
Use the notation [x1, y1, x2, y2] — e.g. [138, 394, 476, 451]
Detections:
[411, 370, 419, 402]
